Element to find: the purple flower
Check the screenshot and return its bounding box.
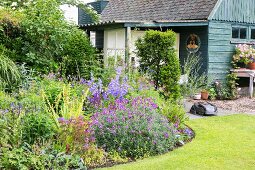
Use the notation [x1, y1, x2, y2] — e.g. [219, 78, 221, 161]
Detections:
[164, 132, 169, 138]
[184, 128, 194, 137]
[58, 117, 66, 123]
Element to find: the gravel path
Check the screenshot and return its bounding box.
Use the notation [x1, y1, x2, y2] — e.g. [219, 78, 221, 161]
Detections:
[187, 97, 255, 114]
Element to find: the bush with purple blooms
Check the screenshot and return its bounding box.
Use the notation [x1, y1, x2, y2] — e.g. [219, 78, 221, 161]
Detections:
[91, 97, 177, 159]
[86, 67, 130, 111]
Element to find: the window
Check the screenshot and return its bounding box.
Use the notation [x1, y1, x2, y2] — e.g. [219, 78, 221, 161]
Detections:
[232, 27, 239, 38]
[240, 28, 247, 39]
[232, 27, 247, 39]
[251, 28, 255, 39]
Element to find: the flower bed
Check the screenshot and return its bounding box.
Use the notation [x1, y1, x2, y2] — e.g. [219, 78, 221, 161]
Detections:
[0, 68, 194, 169]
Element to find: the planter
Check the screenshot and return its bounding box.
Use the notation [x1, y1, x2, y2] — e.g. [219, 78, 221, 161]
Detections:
[247, 62, 255, 70]
[193, 93, 201, 100]
[201, 91, 209, 100]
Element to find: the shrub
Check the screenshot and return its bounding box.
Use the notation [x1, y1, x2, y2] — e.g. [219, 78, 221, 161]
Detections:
[86, 67, 130, 112]
[41, 78, 89, 125]
[0, 147, 43, 170]
[91, 97, 176, 159]
[159, 100, 187, 128]
[62, 28, 100, 79]
[136, 30, 181, 100]
[21, 112, 57, 145]
[0, 91, 16, 109]
[58, 116, 106, 168]
[129, 84, 187, 126]
[0, 45, 21, 91]
[180, 54, 208, 97]
[0, 0, 99, 78]
[211, 73, 239, 100]
[0, 103, 24, 148]
[0, 145, 87, 170]
[43, 151, 87, 170]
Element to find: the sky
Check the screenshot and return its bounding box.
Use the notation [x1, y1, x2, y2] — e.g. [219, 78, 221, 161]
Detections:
[61, 0, 95, 24]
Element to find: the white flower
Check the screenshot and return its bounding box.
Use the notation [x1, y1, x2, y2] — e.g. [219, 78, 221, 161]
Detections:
[11, 2, 18, 7]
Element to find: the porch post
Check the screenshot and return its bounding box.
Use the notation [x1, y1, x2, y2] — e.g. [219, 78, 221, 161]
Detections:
[125, 26, 131, 71]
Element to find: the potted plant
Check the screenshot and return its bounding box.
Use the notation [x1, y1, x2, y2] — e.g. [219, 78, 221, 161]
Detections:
[233, 44, 255, 70]
[193, 93, 201, 100]
[208, 87, 217, 100]
[201, 89, 209, 100]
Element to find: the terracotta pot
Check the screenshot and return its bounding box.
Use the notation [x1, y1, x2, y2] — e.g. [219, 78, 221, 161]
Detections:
[201, 91, 209, 100]
[248, 62, 255, 70]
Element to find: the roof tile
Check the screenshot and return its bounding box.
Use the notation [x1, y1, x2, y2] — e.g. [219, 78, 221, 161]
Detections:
[101, 0, 218, 22]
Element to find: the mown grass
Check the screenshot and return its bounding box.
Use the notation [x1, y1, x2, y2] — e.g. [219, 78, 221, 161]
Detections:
[99, 114, 255, 170]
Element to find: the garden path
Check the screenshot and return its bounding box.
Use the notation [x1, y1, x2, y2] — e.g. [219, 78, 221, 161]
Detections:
[184, 98, 255, 119]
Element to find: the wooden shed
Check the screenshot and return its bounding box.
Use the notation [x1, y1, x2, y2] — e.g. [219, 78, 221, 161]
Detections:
[79, 0, 255, 80]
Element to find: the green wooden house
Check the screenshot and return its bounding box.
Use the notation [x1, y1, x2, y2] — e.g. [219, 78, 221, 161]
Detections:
[79, 0, 255, 80]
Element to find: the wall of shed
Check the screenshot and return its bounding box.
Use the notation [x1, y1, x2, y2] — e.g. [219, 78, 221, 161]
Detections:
[211, 0, 255, 24]
[208, 21, 235, 80]
[172, 26, 208, 75]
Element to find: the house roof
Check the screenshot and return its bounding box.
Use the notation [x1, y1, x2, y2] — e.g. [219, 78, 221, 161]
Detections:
[101, 0, 219, 22]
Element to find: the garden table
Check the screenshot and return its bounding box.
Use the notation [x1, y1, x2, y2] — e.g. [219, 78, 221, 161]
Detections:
[231, 69, 255, 98]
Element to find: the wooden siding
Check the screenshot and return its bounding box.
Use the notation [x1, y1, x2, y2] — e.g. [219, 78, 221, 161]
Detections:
[208, 21, 235, 80]
[211, 0, 255, 24]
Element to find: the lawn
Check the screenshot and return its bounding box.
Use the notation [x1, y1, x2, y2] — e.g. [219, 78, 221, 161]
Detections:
[100, 114, 255, 170]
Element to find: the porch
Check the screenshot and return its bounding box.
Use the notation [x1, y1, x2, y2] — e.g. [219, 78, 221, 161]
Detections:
[80, 21, 209, 73]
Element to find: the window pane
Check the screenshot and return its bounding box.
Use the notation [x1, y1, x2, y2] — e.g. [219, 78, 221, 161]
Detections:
[240, 28, 247, 39]
[251, 29, 255, 39]
[232, 27, 239, 38]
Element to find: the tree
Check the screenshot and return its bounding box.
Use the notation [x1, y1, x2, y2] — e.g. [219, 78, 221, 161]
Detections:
[136, 30, 181, 100]
[0, 0, 99, 78]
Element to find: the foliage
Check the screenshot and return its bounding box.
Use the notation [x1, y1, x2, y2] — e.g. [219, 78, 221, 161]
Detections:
[61, 28, 100, 79]
[129, 78, 188, 126]
[136, 30, 181, 99]
[180, 54, 208, 97]
[86, 67, 130, 112]
[208, 87, 217, 100]
[91, 97, 176, 159]
[0, 0, 99, 78]
[107, 115, 255, 170]
[0, 45, 21, 91]
[0, 90, 16, 109]
[0, 147, 44, 170]
[159, 100, 187, 129]
[100, 56, 123, 86]
[226, 73, 239, 99]
[18, 63, 38, 90]
[0, 144, 87, 170]
[57, 116, 106, 167]
[41, 78, 89, 127]
[0, 0, 99, 23]
[233, 44, 255, 65]
[21, 112, 57, 145]
[58, 116, 93, 154]
[211, 73, 239, 100]
[43, 150, 87, 170]
[0, 103, 24, 148]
